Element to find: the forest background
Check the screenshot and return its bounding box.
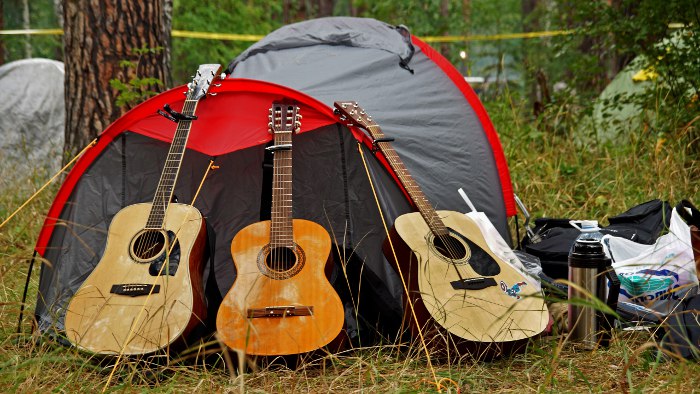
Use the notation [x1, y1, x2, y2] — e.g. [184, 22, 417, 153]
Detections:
[1, 0, 699, 392]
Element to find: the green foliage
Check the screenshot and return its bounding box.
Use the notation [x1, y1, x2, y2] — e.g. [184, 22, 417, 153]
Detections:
[172, 0, 282, 83]
[1, 0, 62, 62]
[522, 0, 700, 147]
[109, 46, 165, 109]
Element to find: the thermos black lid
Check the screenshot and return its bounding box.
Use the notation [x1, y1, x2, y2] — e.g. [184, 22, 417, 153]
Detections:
[568, 239, 609, 268]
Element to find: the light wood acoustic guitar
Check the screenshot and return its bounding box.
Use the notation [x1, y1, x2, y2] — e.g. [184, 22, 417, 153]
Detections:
[64, 64, 223, 355]
[216, 103, 344, 356]
[334, 101, 548, 349]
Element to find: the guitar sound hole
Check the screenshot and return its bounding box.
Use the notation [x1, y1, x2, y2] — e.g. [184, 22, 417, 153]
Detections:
[433, 234, 468, 260]
[266, 247, 298, 273]
[131, 230, 166, 261]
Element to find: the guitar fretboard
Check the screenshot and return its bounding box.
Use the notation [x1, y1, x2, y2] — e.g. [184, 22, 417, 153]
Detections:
[366, 124, 449, 237]
[145, 99, 199, 229]
[270, 108, 296, 249]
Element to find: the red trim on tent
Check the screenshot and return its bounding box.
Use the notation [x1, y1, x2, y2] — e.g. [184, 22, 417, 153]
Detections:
[35, 79, 341, 255]
[411, 36, 517, 217]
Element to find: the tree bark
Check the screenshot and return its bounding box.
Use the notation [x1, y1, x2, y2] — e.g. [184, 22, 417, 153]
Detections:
[63, 0, 171, 157]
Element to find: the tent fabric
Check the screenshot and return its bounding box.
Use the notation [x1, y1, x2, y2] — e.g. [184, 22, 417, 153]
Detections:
[0, 58, 64, 183]
[34, 79, 408, 334]
[228, 17, 516, 239]
[33, 18, 519, 341]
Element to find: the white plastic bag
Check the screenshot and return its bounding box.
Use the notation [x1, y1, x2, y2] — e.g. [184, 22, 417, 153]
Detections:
[465, 211, 541, 291]
[603, 210, 698, 315]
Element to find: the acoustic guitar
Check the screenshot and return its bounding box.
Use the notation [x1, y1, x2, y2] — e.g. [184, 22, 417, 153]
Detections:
[334, 101, 548, 348]
[216, 103, 344, 356]
[64, 64, 223, 355]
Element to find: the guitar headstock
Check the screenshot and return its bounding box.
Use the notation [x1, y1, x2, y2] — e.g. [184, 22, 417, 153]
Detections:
[186, 64, 223, 101]
[333, 101, 378, 130]
[268, 103, 302, 134]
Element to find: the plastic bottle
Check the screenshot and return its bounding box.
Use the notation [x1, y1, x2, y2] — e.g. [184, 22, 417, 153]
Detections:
[570, 220, 603, 245]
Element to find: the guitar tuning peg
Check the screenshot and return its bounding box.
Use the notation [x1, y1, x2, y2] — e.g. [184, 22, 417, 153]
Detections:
[220, 72, 226, 80]
[214, 83, 222, 87]
[208, 92, 217, 96]
[296, 114, 303, 120]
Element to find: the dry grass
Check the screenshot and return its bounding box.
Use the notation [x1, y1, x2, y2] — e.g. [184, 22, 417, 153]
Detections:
[1, 95, 699, 392]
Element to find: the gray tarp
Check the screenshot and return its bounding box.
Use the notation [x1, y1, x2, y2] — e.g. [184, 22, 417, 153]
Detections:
[0, 58, 64, 186]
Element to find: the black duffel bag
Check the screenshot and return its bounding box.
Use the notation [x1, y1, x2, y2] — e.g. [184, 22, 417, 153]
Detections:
[521, 199, 672, 279]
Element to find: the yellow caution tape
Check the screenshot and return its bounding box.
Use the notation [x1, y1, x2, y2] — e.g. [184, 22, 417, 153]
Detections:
[422, 29, 574, 42]
[0, 28, 574, 42]
[171, 30, 263, 41]
[0, 29, 63, 35]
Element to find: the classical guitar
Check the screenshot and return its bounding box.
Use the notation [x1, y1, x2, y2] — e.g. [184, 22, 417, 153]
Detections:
[64, 64, 223, 355]
[334, 101, 548, 347]
[216, 103, 344, 356]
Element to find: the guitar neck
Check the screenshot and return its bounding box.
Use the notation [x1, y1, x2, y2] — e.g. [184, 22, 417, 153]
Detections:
[271, 127, 294, 248]
[145, 99, 199, 229]
[365, 124, 449, 237]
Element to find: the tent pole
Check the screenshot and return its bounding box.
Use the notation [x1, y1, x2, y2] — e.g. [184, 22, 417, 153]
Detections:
[17, 250, 37, 335]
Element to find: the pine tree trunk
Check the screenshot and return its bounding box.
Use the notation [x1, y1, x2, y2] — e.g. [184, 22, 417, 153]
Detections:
[63, 0, 171, 158]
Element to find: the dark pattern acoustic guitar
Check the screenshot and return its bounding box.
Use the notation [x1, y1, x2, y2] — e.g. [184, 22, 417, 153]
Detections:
[334, 101, 548, 349]
[216, 103, 344, 356]
[64, 64, 222, 355]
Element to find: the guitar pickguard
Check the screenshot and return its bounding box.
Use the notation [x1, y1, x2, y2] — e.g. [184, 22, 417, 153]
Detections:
[148, 230, 181, 276]
[428, 228, 501, 277]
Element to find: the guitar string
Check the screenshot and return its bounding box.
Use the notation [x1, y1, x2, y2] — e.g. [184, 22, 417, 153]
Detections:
[365, 124, 466, 279]
[140, 98, 196, 260]
[379, 139, 467, 281]
[104, 90, 210, 392]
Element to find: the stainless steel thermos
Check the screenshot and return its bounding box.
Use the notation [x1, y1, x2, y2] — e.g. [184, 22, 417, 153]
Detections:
[568, 223, 621, 348]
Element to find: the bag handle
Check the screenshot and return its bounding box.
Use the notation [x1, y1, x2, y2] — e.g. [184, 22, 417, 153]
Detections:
[599, 265, 620, 347]
[675, 200, 700, 227]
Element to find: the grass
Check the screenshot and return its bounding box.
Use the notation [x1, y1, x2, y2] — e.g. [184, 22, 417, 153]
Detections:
[1, 92, 699, 392]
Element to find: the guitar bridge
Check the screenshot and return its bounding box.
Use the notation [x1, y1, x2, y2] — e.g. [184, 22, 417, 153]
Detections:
[247, 305, 313, 318]
[450, 277, 497, 290]
[110, 284, 161, 297]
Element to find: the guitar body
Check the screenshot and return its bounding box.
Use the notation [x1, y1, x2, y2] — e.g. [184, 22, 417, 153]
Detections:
[216, 219, 344, 356]
[385, 210, 548, 346]
[64, 202, 207, 355]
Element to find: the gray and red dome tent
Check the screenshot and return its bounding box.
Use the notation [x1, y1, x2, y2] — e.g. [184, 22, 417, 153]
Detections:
[33, 18, 516, 340]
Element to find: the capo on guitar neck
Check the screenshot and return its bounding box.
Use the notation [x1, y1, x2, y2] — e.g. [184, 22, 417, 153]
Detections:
[265, 144, 292, 152]
[371, 137, 395, 153]
[157, 103, 198, 123]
